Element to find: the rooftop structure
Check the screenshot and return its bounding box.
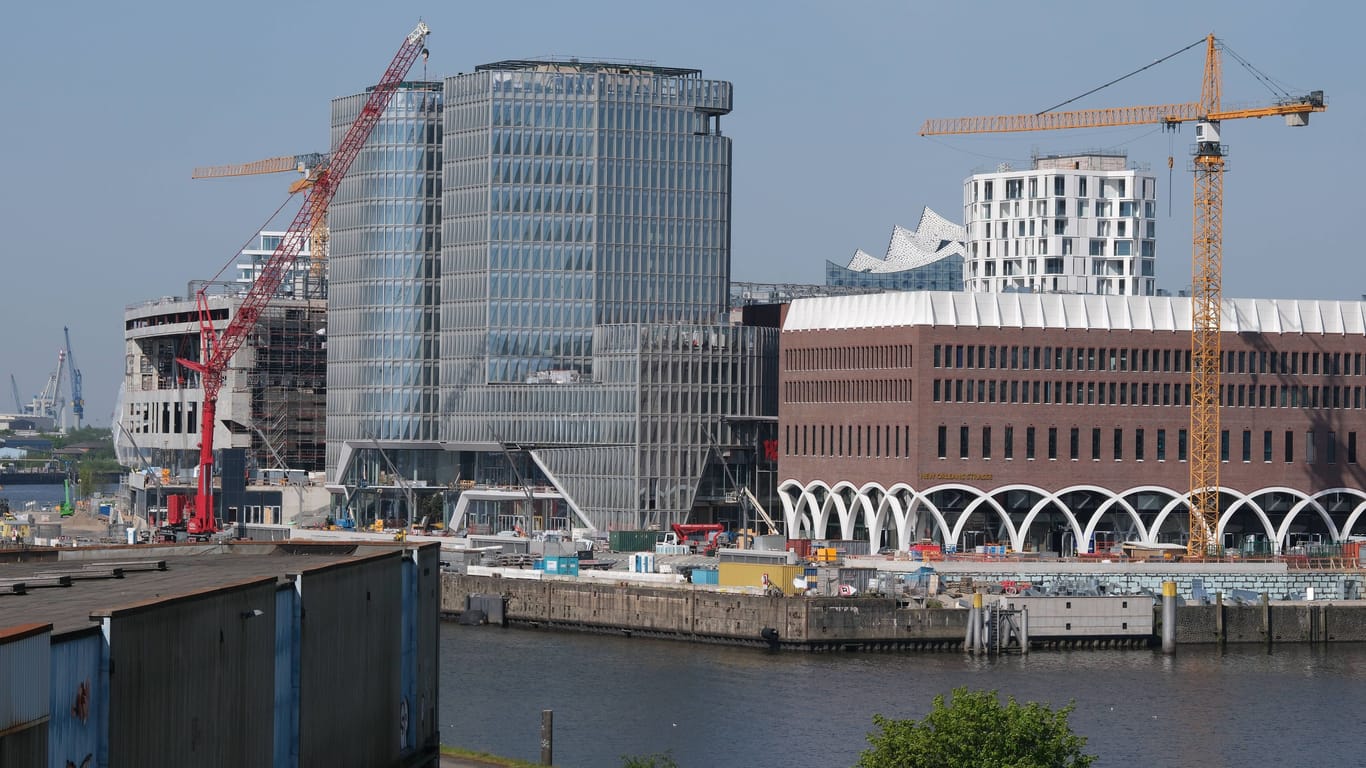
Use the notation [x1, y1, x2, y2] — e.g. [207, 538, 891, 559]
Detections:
[826, 207, 966, 292]
[475, 58, 703, 78]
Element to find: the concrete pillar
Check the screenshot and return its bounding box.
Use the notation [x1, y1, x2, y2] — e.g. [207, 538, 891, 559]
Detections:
[965, 592, 982, 653]
[1020, 606, 1029, 653]
[1161, 581, 1177, 654]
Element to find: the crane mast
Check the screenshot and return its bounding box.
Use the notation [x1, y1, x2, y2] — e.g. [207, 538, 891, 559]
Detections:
[920, 33, 1325, 558]
[177, 21, 431, 535]
[1187, 35, 1224, 555]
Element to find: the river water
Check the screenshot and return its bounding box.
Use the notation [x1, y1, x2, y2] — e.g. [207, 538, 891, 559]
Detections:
[441, 623, 1366, 767]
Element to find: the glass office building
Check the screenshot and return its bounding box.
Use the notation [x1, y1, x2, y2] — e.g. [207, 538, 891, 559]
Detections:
[327, 61, 779, 532]
[325, 82, 448, 492]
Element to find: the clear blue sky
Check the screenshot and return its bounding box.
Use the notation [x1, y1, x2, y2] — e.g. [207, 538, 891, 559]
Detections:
[0, 0, 1357, 428]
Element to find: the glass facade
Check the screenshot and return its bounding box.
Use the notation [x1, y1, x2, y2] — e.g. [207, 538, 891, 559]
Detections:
[327, 62, 776, 530]
[824, 254, 964, 292]
[435, 61, 753, 529]
[442, 62, 732, 390]
[326, 83, 444, 475]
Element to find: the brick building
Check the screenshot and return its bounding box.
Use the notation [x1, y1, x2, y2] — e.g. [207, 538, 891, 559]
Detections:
[777, 291, 1366, 555]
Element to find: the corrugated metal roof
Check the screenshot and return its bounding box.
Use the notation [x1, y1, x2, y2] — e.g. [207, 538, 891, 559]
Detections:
[782, 291, 1366, 335]
[0, 543, 400, 636]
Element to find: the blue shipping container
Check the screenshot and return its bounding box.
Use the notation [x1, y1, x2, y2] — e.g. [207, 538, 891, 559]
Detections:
[544, 556, 579, 576]
[691, 568, 718, 585]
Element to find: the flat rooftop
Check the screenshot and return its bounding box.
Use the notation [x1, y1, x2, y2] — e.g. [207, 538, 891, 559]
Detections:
[476, 59, 702, 78]
[0, 542, 408, 635]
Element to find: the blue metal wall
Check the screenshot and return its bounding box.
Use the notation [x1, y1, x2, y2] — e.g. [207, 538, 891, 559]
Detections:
[273, 584, 301, 768]
[47, 629, 103, 768]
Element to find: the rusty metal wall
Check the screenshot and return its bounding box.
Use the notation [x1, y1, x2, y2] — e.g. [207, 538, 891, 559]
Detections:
[104, 578, 278, 768]
[297, 552, 402, 767]
[48, 629, 104, 768]
[0, 623, 50, 766]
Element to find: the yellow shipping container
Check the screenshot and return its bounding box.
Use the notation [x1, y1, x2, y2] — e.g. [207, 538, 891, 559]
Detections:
[718, 562, 806, 596]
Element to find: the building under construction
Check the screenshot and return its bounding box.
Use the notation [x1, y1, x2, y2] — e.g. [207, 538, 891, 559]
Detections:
[113, 278, 327, 522]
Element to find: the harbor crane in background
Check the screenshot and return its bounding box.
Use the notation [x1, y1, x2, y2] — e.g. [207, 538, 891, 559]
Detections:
[192, 153, 331, 294]
[921, 33, 1325, 557]
[176, 21, 431, 537]
[32, 349, 66, 425]
[10, 375, 23, 413]
[63, 326, 84, 430]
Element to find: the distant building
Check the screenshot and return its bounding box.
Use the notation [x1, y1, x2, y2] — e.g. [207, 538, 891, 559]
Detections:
[113, 289, 328, 523]
[778, 291, 1366, 555]
[234, 230, 320, 298]
[825, 207, 965, 292]
[964, 152, 1158, 295]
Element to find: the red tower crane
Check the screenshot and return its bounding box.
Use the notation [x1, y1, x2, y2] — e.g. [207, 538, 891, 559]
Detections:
[177, 21, 431, 536]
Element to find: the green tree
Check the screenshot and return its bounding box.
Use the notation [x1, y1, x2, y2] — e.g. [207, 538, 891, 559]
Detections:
[857, 687, 1095, 768]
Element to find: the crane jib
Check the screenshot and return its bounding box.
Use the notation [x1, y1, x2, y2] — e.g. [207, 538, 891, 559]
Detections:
[186, 21, 432, 536]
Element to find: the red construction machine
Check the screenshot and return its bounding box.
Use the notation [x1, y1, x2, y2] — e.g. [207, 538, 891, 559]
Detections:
[172, 22, 431, 538]
[670, 523, 729, 556]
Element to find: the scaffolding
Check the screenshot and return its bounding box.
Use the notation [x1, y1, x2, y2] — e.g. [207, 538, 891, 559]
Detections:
[244, 300, 327, 472]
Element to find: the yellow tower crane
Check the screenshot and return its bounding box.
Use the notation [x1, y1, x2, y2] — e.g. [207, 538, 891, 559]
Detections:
[921, 34, 1325, 557]
[191, 152, 331, 286]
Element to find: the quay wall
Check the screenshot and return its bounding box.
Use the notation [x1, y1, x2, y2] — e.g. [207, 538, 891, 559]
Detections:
[856, 559, 1364, 601]
[441, 574, 969, 649]
[444, 572, 1366, 648]
[1173, 601, 1366, 643]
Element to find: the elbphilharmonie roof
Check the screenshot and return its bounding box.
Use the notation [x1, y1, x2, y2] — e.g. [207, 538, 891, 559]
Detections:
[784, 291, 1366, 335]
[843, 207, 965, 273]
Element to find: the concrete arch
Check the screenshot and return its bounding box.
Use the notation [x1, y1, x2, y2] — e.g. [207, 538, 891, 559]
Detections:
[1277, 493, 1339, 546]
[883, 483, 922, 549]
[852, 482, 889, 552]
[954, 492, 1018, 552]
[779, 477, 1366, 553]
[1216, 490, 1276, 545]
[906, 489, 953, 546]
[777, 479, 825, 539]
[1303, 488, 1366, 542]
[1080, 491, 1148, 550]
[1100, 485, 1188, 546]
[1016, 485, 1090, 554]
[1338, 495, 1366, 540]
[814, 482, 855, 541]
[1149, 493, 1194, 543]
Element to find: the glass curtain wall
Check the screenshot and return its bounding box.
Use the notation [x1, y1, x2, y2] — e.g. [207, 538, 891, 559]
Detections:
[437, 62, 745, 527]
[325, 83, 444, 476]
